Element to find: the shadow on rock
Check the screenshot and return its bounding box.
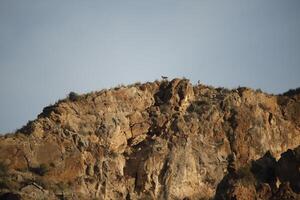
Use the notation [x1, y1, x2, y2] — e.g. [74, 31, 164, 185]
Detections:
[215, 149, 300, 200]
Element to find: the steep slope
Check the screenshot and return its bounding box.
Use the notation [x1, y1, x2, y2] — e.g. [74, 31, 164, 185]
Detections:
[0, 79, 299, 200]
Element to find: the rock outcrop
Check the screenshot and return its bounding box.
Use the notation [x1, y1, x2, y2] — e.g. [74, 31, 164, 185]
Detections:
[0, 79, 299, 200]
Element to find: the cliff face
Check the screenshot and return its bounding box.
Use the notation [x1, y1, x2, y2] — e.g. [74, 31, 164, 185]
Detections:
[0, 79, 299, 200]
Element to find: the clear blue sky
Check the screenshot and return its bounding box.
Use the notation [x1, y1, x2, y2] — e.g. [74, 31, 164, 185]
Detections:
[1, 0, 300, 133]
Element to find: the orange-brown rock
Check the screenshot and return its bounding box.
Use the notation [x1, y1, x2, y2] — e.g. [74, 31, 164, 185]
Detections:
[0, 79, 299, 200]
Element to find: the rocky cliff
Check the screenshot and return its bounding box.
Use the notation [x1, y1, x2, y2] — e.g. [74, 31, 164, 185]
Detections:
[0, 79, 299, 200]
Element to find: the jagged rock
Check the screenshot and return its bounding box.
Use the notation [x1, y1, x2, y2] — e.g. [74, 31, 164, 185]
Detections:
[215, 145, 300, 200]
[0, 79, 299, 199]
[271, 182, 300, 200]
[276, 146, 300, 193]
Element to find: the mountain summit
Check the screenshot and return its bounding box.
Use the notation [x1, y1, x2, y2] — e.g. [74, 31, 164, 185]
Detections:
[0, 79, 299, 200]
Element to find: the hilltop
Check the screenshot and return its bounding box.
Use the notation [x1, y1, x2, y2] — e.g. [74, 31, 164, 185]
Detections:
[0, 78, 299, 200]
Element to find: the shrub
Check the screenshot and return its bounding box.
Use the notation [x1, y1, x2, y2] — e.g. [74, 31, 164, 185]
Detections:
[0, 178, 19, 190]
[30, 163, 49, 176]
[236, 165, 257, 186]
[0, 162, 10, 189]
[256, 88, 263, 93]
[38, 163, 49, 176]
[0, 162, 8, 177]
[34, 177, 48, 189]
[68, 91, 80, 101]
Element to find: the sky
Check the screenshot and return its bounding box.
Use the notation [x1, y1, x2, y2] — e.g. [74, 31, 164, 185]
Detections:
[0, 0, 300, 133]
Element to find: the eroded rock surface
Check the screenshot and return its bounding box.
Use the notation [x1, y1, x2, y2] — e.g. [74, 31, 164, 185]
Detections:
[0, 79, 299, 200]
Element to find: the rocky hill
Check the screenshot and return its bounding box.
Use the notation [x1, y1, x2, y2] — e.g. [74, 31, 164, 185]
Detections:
[0, 79, 299, 200]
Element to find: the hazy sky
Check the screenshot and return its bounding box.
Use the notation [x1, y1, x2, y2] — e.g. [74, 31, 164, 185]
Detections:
[0, 0, 300, 133]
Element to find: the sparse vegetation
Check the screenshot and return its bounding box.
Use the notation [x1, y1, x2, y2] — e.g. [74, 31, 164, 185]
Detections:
[128, 81, 143, 88]
[216, 87, 230, 93]
[133, 81, 141, 86]
[187, 100, 210, 114]
[0, 179, 9, 190]
[283, 87, 300, 96]
[0, 162, 17, 190]
[56, 181, 71, 200]
[115, 84, 125, 90]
